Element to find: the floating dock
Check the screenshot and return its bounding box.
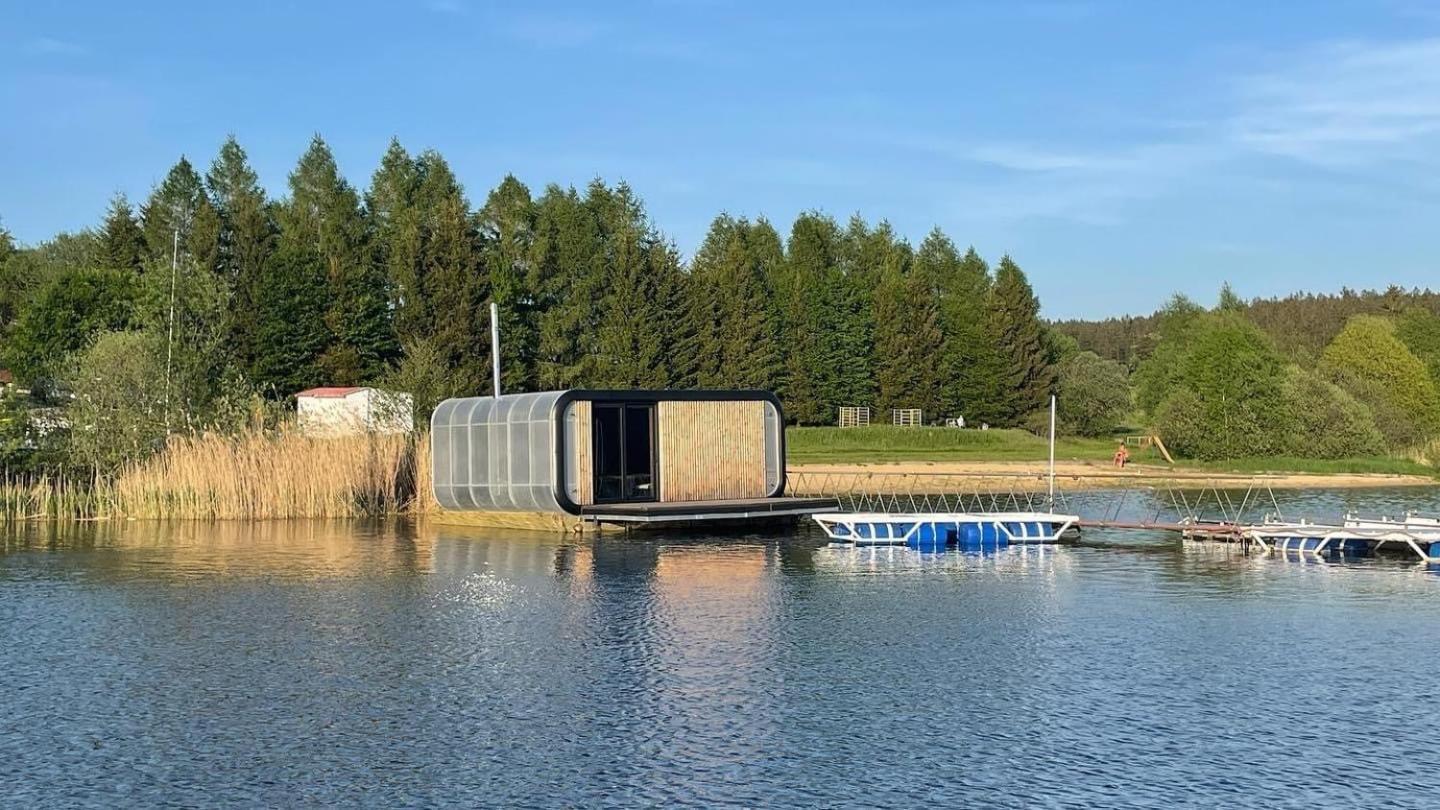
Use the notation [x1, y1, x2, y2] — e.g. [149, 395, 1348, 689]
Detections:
[812, 512, 1080, 549]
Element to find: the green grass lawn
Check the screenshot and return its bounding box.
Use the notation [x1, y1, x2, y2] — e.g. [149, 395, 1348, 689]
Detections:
[786, 426, 1117, 464]
[786, 425, 1438, 478]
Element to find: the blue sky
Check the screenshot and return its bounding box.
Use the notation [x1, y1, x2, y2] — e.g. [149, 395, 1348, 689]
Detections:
[3, 1, 1440, 319]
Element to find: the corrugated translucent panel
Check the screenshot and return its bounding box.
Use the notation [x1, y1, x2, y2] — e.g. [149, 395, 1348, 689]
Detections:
[563, 404, 580, 503]
[429, 391, 565, 513]
[763, 401, 781, 494]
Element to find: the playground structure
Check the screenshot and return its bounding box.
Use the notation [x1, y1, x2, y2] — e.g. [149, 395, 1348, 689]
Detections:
[891, 408, 922, 427]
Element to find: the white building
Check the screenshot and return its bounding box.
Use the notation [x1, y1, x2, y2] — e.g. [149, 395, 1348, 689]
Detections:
[295, 387, 414, 437]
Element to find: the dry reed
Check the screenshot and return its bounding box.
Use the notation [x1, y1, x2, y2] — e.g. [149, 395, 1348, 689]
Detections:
[3, 428, 435, 522]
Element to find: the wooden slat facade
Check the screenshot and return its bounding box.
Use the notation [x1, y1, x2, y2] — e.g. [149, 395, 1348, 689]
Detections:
[571, 400, 594, 506]
[657, 400, 767, 502]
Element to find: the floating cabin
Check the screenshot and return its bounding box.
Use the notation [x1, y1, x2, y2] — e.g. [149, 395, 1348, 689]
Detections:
[430, 390, 836, 531]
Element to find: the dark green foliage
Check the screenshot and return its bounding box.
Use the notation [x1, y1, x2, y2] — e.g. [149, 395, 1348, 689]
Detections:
[688, 214, 783, 390]
[381, 337, 462, 429]
[98, 194, 145, 273]
[531, 183, 607, 389]
[1056, 351, 1130, 437]
[479, 175, 537, 391]
[250, 241, 330, 396]
[919, 236, 1005, 424]
[207, 137, 276, 372]
[3, 267, 139, 386]
[1278, 367, 1385, 458]
[1150, 313, 1291, 460]
[279, 135, 396, 385]
[140, 157, 207, 265]
[1395, 307, 1440, 385]
[1060, 285, 1440, 367]
[777, 212, 846, 424]
[873, 260, 944, 419]
[0, 388, 66, 472]
[592, 184, 674, 388]
[367, 139, 426, 342]
[987, 256, 1055, 424]
[422, 185, 487, 392]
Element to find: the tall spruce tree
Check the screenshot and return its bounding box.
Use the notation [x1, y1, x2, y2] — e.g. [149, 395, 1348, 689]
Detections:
[593, 183, 671, 388]
[140, 157, 207, 266]
[844, 217, 907, 412]
[689, 214, 783, 390]
[206, 137, 275, 375]
[873, 259, 944, 419]
[778, 212, 846, 423]
[987, 255, 1055, 423]
[279, 135, 395, 384]
[531, 182, 606, 388]
[98, 193, 145, 273]
[479, 175, 537, 391]
[917, 235, 1006, 423]
[423, 184, 487, 393]
[251, 241, 330, 396]
[365, 139, 425, 344]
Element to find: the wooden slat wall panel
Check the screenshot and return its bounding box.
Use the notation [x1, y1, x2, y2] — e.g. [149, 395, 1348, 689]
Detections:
[572, 401, 593, 506]
[658, 401, 766, 502]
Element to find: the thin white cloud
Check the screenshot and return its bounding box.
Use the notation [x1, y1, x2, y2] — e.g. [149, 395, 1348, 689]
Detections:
[26, 37, 87, 56]
[887, 37, 1440, 225]
[501, 14, 610, 49]
[1227, 38, 1440, 166]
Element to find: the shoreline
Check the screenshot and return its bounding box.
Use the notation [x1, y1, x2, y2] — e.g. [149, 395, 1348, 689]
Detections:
[787, 460, 1439, 491]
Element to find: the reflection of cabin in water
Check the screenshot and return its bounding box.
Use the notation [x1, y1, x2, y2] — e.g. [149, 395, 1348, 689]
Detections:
[430, 390, 835, 530]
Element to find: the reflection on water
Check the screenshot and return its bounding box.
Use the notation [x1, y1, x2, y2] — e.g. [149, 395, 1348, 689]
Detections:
[3, 487, 1440, 806]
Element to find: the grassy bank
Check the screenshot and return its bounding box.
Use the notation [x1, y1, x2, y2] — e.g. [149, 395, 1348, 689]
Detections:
[2, 429, 433, 522]
[787, 425, 1437, 478]
[787, 426, 1117, 465]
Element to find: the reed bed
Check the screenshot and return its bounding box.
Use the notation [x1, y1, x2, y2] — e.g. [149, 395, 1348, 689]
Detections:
[3, 429, 435, 522]
[0, 473, 112, 521]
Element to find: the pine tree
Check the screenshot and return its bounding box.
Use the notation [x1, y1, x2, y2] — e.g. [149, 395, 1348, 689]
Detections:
[365, 139, 425, 343]
[778, 212, 848, 424]
[206, 138, 275, 378]
[594, 183, 670, 388]
[531, 182, 606, 388]
[98, 193, 145, 273]
[689, 215, 783, 390]
[424, 190, 487, 393]
[140, 158, 207, 266]
[251, 241, 329, 396]
[873, 262, 944, 419]
[988, 255, 1055, 423]
[479, 175, 537, 391]
[279, 135, 395, 384]
[917, 234, 1005, 423]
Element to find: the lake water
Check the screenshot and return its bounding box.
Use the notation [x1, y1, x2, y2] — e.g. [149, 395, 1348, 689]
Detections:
[4, 487, 1440, 807]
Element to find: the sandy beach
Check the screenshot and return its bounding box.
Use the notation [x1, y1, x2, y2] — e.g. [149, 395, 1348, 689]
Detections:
[787, 460, 1439, 492]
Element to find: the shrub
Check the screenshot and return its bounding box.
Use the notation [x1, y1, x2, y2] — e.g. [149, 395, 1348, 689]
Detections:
[1278, 366, 1384, 458]
[1056, 351, 1131, 437]
[1321, 315, 1440, 449]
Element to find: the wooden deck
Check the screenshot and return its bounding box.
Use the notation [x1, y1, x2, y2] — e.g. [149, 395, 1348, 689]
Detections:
[578, 496, 838, 524]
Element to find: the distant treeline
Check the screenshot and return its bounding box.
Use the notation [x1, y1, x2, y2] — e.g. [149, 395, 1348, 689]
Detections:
[1057, 287, 1440, 461]
[1054, 287, 1440, 368]
[0, 135, 1064, 470]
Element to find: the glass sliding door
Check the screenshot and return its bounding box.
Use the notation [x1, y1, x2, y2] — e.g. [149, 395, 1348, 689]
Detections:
[592, 403, 656, 503]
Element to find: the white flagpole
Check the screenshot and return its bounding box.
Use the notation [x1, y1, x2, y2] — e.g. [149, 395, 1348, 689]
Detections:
[490, 301, 501, 398]
[1048, 394, 1056, 508]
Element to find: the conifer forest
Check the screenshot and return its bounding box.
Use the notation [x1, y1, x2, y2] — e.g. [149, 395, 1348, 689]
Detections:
[2, 135, 1439, 471]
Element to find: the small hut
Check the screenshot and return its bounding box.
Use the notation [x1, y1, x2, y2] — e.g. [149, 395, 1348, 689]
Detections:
[429, 389, 832, 530]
